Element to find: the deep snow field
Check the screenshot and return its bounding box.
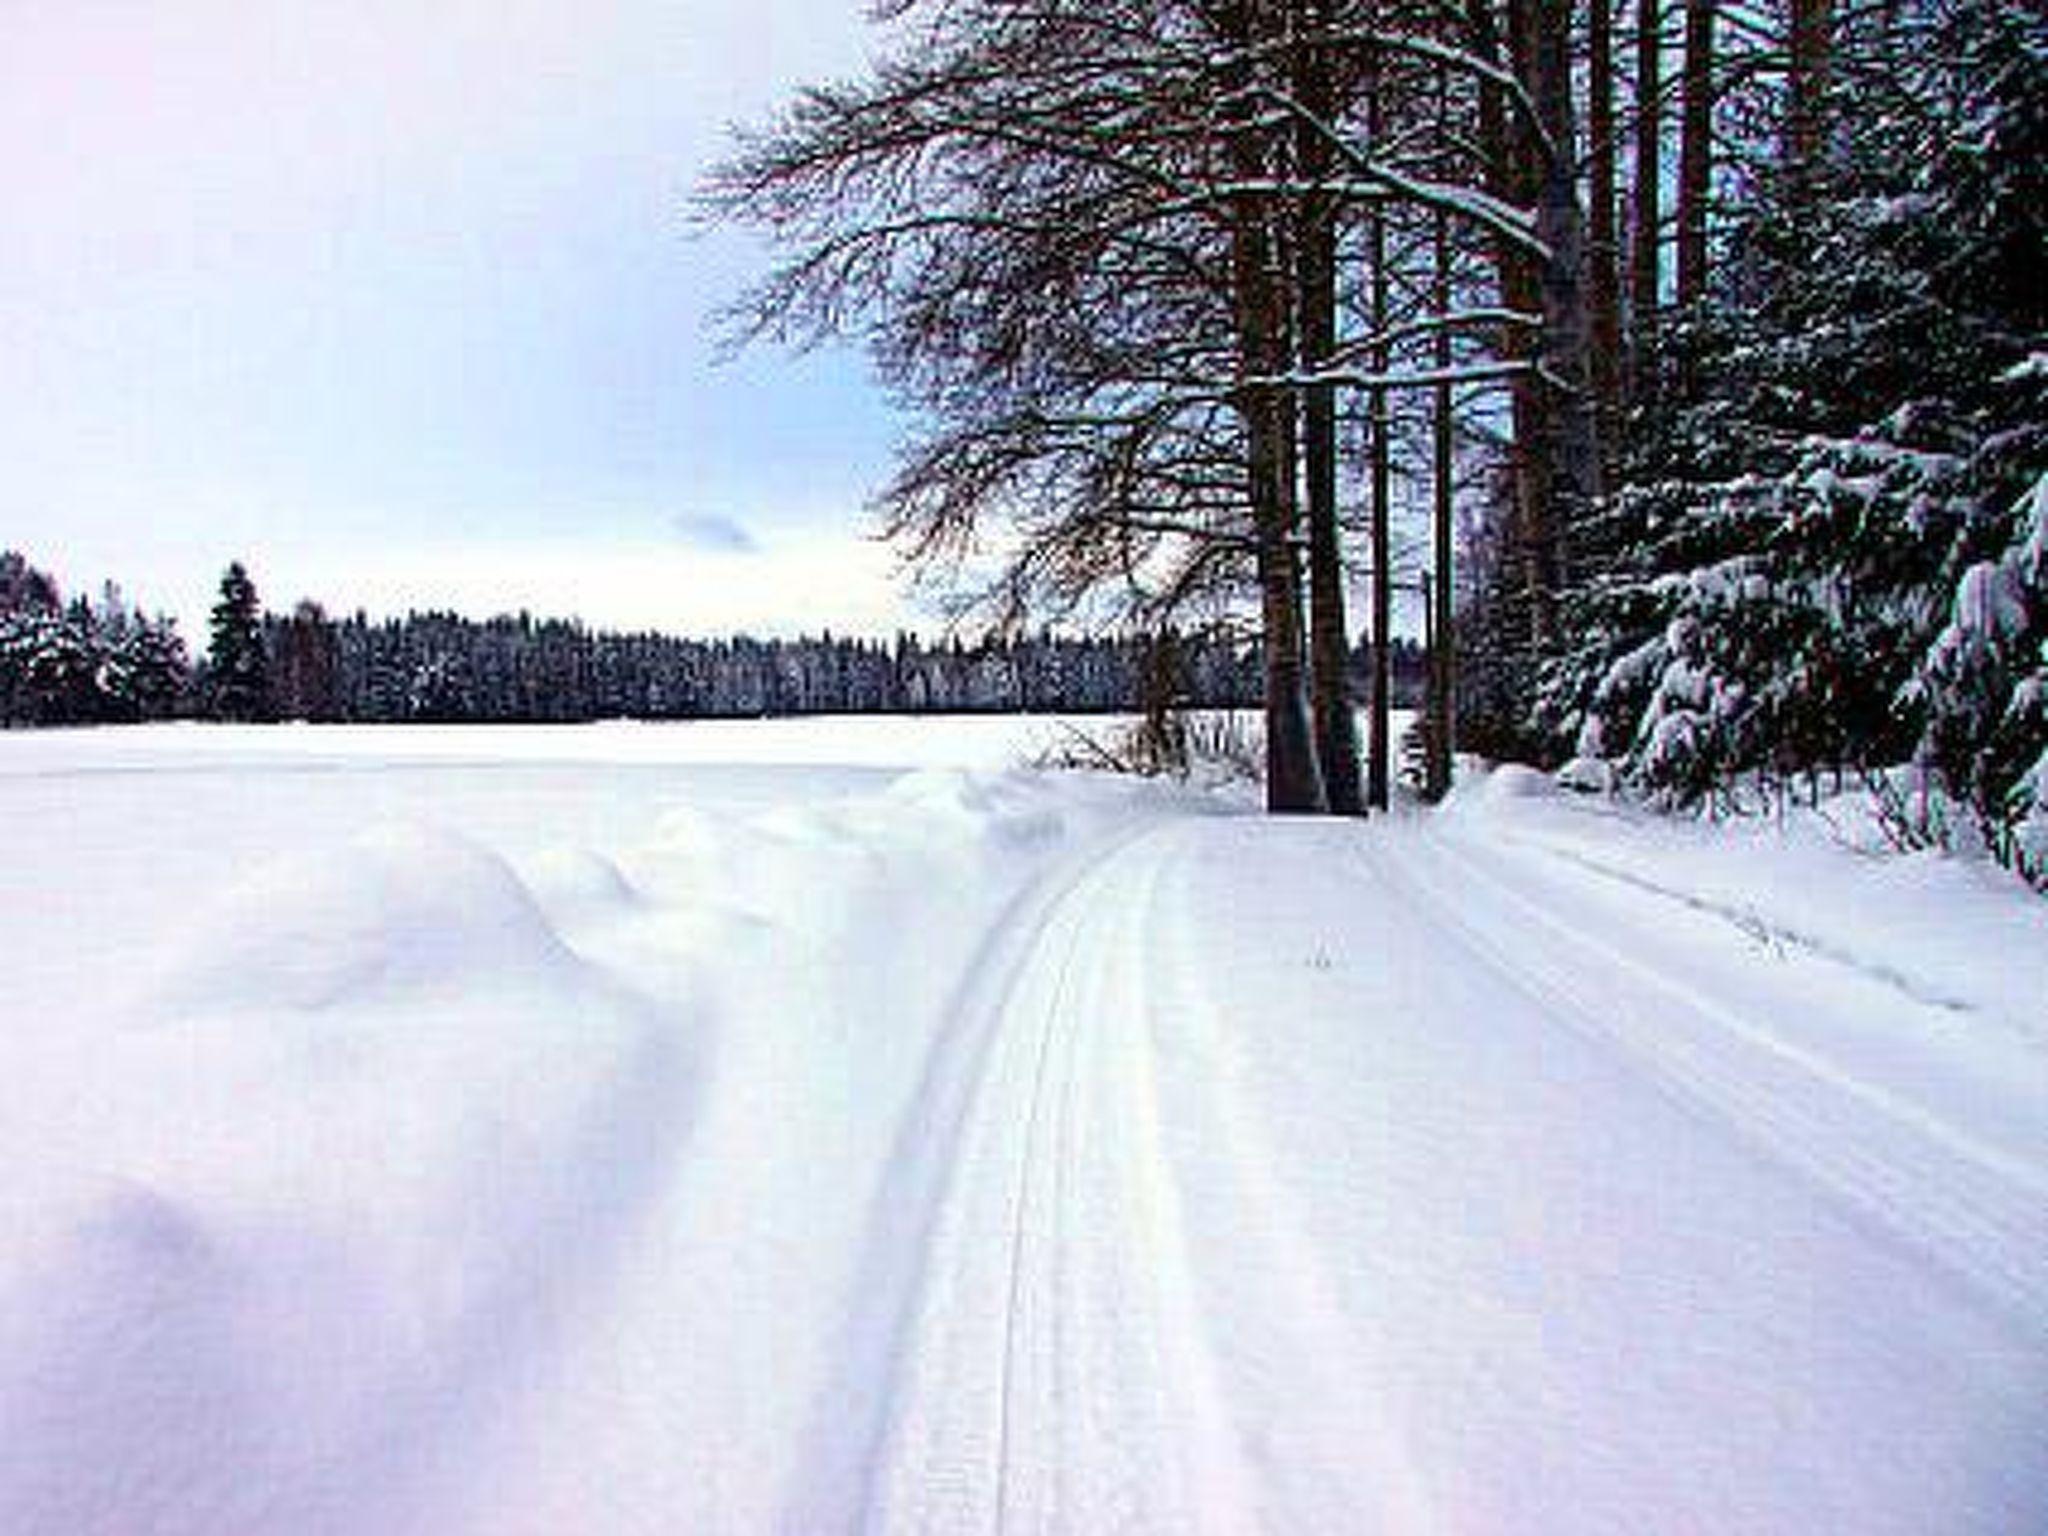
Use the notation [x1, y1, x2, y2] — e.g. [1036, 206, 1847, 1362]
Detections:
[2, 718, 2044, 1534]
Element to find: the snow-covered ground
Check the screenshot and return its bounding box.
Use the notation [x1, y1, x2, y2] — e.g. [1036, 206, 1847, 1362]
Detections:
[2, 720, 2044, 1534]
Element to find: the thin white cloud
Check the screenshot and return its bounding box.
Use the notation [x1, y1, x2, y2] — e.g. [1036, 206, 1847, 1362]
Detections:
[670, 513, 761, 555]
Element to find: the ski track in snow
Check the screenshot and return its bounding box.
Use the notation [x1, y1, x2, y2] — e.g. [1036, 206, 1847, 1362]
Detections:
[1482, 828, 1978, 1013]
[3, 726, 2045, 1534]
[798, 822, 1255, 1535]
[798, 802, 2048, 1532]
[1379, 826, 2048, 1326]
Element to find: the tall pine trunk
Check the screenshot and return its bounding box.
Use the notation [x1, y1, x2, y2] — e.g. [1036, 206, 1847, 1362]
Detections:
[1429, 197, 1458, 800]
[1479, 0, 1604, 682]
[1529, 0, 1605, 565]
[1474, 0, 1556, 655]
[1244, 213, 1324, 813]
[1587, 0, 1623, 472]
[1676, 0, 1715, 309]
[1786, 0, 1832, 192]
[1629, 0, 1664, 403]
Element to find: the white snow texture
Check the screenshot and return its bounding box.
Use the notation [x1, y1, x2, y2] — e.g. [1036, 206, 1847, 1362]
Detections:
[1, 719, 2044, 1534]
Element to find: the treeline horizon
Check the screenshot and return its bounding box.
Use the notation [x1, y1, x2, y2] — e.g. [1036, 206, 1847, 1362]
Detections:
[2, 549, 1432, 727]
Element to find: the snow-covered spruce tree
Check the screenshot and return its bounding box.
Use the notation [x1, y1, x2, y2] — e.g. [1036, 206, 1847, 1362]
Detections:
[1543, 2, 2045, 872]
[0, 552, 59, 725]
[206, 561, 273, 723]
[1455, 464, 1553, 765]
[17, 603, 101, 725]
[117, 615, 190, 722]
[1906, 359, 2048, 882]
[0, 553, 189, 725]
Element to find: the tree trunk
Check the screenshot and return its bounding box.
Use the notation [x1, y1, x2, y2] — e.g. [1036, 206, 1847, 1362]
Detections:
[1629, 0, 1664, 404]
[1226, 0, 1324, 813]
[1529, 0, 1605, 568]
[1254, 442, 1323, 814]
[1587, 0, 1623, 471]
[1430, 199, 1457, 801]
[1786, 0, 1832, 192]
[1367, 76, 1393, 812]
[1298, 0, 1363, 813]
[1676, 0, 1715, 308]
[1473, 0, 1557, 656]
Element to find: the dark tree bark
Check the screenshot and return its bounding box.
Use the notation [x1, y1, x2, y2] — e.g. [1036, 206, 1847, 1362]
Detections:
[1786, 0, 1832, 192]
[1298, 0, 1363, 813]
[1226, 0, 1325, 813]
[1587, 0, 1623, 467]
[1429, 197, 1458, 800]
[1486, 0, 1601, 655]
[1528, 0, 1605, 554]
[1629, 0, 1664, 402]
[1248, 368, 1324, 813]
[1366, 72, 1394, 812]
[1676, 0, 1715, 308]
[1471, 0, 1552, 653]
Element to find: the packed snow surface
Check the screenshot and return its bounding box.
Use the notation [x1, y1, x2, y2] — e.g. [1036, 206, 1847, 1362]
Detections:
[3, 720, 2044, 1534]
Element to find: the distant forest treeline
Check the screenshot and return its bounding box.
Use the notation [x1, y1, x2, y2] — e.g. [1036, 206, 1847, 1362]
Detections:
[0, 550, 1428, 726]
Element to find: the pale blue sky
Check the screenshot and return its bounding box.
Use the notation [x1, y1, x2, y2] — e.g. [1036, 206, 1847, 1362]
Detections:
[1, 0, 916, 638]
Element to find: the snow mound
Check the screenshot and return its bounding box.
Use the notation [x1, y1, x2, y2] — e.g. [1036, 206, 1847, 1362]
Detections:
[739, 770, 1074, 870]
[1555, 755, 1617, 794]
[0, 1177, 257, 1535]
[4, 812, 702, 1535]
[878, 767, 1068, 847]
[522, 848, 643, 923]
[140, 825, 573, 1018]
[1445, 762, 1563, 813]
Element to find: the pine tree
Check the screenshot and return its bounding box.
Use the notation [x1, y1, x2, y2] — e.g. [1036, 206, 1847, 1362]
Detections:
[120, 618, 190, 721]
[206, 561, 272, 722]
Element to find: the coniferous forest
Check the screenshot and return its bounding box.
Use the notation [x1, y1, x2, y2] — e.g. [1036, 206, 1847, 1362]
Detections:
[2, 549, 1329, 725]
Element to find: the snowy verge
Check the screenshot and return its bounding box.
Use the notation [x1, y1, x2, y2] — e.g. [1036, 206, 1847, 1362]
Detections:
[1462, 760, 2048, 1043]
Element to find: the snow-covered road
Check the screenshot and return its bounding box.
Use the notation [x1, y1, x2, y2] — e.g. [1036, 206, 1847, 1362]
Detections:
[2, 724, 2043, 1533]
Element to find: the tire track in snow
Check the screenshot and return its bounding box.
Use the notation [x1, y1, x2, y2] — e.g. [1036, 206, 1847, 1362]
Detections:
[787, 821, 1255, 1534]
[1367, 827, 2048, 1328]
